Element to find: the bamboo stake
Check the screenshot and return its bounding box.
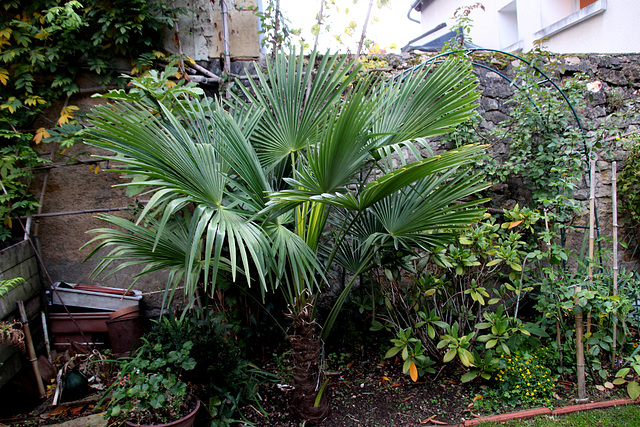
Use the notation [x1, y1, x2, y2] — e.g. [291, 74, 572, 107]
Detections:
[612, 161, 619, 367]
[556, 318, 564, 370]
[575, 161, 596, 401]
[17, 301, 46, 398]
[587, 160, 596, 348]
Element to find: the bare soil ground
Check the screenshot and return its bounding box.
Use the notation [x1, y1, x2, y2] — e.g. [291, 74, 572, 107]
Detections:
[242, 357, 627, 427]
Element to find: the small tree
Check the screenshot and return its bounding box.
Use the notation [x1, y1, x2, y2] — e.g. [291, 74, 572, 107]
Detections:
[84, 49, 489, 421]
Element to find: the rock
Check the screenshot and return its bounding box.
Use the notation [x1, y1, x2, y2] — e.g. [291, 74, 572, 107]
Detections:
[598, 69, 628, 86]
[45, 412, 108, 427]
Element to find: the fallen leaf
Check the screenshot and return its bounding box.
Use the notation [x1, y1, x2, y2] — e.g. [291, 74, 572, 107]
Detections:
[430, 419, 448, 425]
[69, 405, 84, 416]
[46, 406, 69, 417]
[595, 385, 605, 391]
[381, 376, 390, 381]
[410, 361, 418, 382]
[604, 381, 614, 389]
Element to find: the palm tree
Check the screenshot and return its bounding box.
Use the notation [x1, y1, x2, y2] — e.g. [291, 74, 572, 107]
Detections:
[83, 50, 489, 422]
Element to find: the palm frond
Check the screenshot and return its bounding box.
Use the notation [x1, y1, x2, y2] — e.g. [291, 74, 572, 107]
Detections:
[234, 49, 359, 168]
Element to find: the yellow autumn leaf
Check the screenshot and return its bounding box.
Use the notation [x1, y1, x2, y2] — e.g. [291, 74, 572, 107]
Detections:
[0, 28, 12, 39]
[508, 220, 523, 229]
[57, 105, 79, 125]
[153, 50, 165, 59]
[25, 95, 46, 106]
[409, 360, 418, 382]
[186, 56, 195, 65]
[0, 68, 8, 85]
[1, 97, 17, 113]
[165, 80, 176, 88]
[35, 30, 50, 40]
[381, 376, 390, 381]
[0, 36, 10, 51]
[33, 127, 50, 144]
[5, 216, 12, 229]
[94, 165, 100, 174]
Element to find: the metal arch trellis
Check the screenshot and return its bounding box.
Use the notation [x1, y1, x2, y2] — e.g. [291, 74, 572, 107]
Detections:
[400, 47, 602, 255]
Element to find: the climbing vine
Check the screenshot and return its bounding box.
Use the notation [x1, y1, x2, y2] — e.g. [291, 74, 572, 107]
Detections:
[444, 48, 589, 224]
[0, 0, 182, 242]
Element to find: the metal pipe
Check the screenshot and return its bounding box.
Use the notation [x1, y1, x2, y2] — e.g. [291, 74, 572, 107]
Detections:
[25, 204, 148, 219]
[401, 22, 446, 51]
[221, 0, 232, 94]
[406, 0, 423, 24]
[41, 311, 51, 363]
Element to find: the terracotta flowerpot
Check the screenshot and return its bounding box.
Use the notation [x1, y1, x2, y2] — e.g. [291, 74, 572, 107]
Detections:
[124, 399, 200, 427]
[107, 306, 144, 355]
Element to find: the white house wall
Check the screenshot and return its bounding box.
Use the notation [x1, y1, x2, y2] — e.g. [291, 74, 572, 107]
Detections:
[541, 1, 640, 54]
[417, 0, 640, 53]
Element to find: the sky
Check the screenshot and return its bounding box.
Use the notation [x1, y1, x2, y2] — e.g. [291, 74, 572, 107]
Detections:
[278, 0, 423, 54]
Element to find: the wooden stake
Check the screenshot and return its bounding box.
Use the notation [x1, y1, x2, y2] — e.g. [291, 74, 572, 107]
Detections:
[354, 0, 375, 65]
[612, 161, 619, 367]
[17, 301, 46, 398]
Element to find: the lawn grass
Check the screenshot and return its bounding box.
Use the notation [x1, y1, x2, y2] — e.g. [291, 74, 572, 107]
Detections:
[479, 404, 640, 426]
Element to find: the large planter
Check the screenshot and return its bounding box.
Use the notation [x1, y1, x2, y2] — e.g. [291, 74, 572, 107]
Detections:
[50, 282, 142, 311]
[124, 399, 200, 427]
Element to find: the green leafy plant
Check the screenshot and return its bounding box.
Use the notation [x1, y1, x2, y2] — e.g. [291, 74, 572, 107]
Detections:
[374, 207, 548, 383]
[618, 132, 640, 244]
[104, 340, 197, 425]
[385, 328, 435, 382]
[613, 354, 640, 399]
[0, 132, 46, 242]
[142, 308, 268, 425]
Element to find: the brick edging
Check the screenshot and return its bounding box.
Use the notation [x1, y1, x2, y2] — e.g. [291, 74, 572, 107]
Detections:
[459, 398, 638, 426]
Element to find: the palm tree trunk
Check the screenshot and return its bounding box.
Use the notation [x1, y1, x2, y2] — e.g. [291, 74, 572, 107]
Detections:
[288, 303, 330, 422]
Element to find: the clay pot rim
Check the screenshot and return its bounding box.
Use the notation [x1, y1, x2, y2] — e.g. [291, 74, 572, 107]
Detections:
[123, 398, 200, 427]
